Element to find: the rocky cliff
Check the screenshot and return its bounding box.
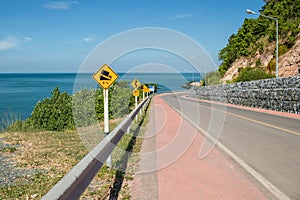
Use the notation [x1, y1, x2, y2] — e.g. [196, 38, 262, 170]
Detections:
[221, 38, 300, 83]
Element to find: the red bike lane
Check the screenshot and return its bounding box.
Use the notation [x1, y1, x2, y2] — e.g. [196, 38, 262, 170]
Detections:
[131, 95, 268, 199]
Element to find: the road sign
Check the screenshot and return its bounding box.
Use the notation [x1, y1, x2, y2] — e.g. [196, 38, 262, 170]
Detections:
[133, 90, 139, 96]
[131, 79, 141, 89]
[142, 85, 149, 92]
[149, 86, 155, 92]
[93, 64, 118, 89]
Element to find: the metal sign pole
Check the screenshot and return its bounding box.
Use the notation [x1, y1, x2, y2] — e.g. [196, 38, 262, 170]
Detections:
[103, 89, 112, 168]
[135, 95, 138, 122]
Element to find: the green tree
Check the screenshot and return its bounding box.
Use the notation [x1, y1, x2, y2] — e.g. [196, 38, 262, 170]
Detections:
[218, 0, 300, 77]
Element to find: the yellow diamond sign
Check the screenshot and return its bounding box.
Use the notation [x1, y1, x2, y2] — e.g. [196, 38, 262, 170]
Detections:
[142, 85, 149, 92]
[131, 79, 141, 89]
[93, 64, 118, 89]
[133, 90, 139, 96]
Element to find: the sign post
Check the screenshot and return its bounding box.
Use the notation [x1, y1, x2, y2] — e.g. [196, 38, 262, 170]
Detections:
[142, 85, 148, 101]
[93, 64, 118, 168]
[131, 79, 141, 122]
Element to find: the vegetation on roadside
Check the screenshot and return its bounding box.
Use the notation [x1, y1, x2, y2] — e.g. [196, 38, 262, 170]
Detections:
[233, 67, 275, 82]
[0, 131, 88, 199]
[81, 101, 151, 199]
[201, 71, 222, 86]
[6, 81, 134, 132]
[0, 97, 151, 199]
[218, 0, 300, 77]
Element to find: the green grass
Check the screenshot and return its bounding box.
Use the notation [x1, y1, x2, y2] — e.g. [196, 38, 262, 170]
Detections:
[0, 99, 151, 200]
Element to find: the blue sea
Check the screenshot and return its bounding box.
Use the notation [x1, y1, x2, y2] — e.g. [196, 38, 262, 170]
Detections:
[0, 73, 202, 123]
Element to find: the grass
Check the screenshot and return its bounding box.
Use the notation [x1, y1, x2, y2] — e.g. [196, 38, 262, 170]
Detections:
[0, 100, 151, 199]
[0, 130, 88, 199]
[80, 101, 151, 199]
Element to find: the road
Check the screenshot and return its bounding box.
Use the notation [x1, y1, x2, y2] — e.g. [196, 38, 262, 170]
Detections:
[161, 93, 300, 200]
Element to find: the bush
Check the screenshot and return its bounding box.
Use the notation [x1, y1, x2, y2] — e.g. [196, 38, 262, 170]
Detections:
[28, 87, 75, 131]
[74, 81, 133, 126]
[7, 82, 135, 132]
[202, 71, 221, 86]
[233, 67, 275, 83]
[8, 87, 75, 132]
[278, 44, 288, 56]
[267, 59, 276, 73]
[109, 81, 133, 119]
[73, 88, 98, 127]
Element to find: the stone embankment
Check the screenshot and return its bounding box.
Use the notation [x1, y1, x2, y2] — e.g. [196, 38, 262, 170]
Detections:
[189, 76, 300, 113]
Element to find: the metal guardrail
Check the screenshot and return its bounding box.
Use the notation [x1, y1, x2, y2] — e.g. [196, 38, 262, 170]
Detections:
[42, 96, 152, 200]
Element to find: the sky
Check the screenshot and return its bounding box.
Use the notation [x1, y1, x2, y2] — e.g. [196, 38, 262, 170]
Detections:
[0, 0, 265, 73]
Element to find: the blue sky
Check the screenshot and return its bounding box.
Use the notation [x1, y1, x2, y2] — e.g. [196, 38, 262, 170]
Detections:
[0, 0, 265, 73]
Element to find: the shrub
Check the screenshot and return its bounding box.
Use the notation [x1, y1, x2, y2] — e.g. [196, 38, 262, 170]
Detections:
[233, 67, 274, 83]
[26, 87, 75, 131]
[267, 58, 276, 73]
[73, 88, 98, 127]
[74, 81, 133, 126]
[202, 71, 221, 86]
[278, 44, 288, 56]
[109, 81, 133, 119]
[7, 82, 135, 132]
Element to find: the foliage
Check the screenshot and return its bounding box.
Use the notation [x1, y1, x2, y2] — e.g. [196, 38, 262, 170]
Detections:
[8, 87, 74, 132]
[278, 44, 288, 56]
[267, 58, 276, 73]
[218, 0, 300, 77]
[31, 87, 74, 131]
[73, 88, 98, 127]
[109, 81, 133, 119]
[233, 67, 275, 83]
[6, 81, 139, 132]
[73, 81, 133, 127]
[202, 71, 222, 86]
[0, 112, 23, 132]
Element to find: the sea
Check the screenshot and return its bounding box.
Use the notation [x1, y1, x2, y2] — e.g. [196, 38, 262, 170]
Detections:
[0, 73, 202, 124]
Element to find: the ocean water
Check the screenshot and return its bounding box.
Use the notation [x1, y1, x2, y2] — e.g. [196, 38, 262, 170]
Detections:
[0, 73, 202, 122]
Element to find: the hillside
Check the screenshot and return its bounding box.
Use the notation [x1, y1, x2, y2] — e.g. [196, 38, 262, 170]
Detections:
[218, 0, 300, 83]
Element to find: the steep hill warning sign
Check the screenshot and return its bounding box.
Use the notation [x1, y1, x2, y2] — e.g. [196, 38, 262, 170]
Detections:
[93, 64, 118, 89]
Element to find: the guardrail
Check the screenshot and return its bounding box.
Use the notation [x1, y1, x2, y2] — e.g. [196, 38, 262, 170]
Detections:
[42, 96, 152, 200]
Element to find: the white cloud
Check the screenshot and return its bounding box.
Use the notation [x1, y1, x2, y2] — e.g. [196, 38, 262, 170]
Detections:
[172, 13, 193, 19]
[83, 36, 94, 42]
[23, 36, 32, 41]
[172, 12, 200, 20]
[0, 36, 18, 50]
[44, 1, 78, 10]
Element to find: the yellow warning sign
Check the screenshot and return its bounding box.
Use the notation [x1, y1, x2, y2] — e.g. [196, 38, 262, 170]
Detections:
[133, 90, 139, 96]
[142, 85, 149, 92]
[93, 64, 118, 89]
[131, 79, 141, 89]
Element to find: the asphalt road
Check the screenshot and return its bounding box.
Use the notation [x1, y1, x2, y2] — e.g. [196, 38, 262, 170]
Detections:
[161, 93, 300, 200]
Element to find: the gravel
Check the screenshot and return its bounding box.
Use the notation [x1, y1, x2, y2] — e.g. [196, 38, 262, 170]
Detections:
[0, 138, 42, 187]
